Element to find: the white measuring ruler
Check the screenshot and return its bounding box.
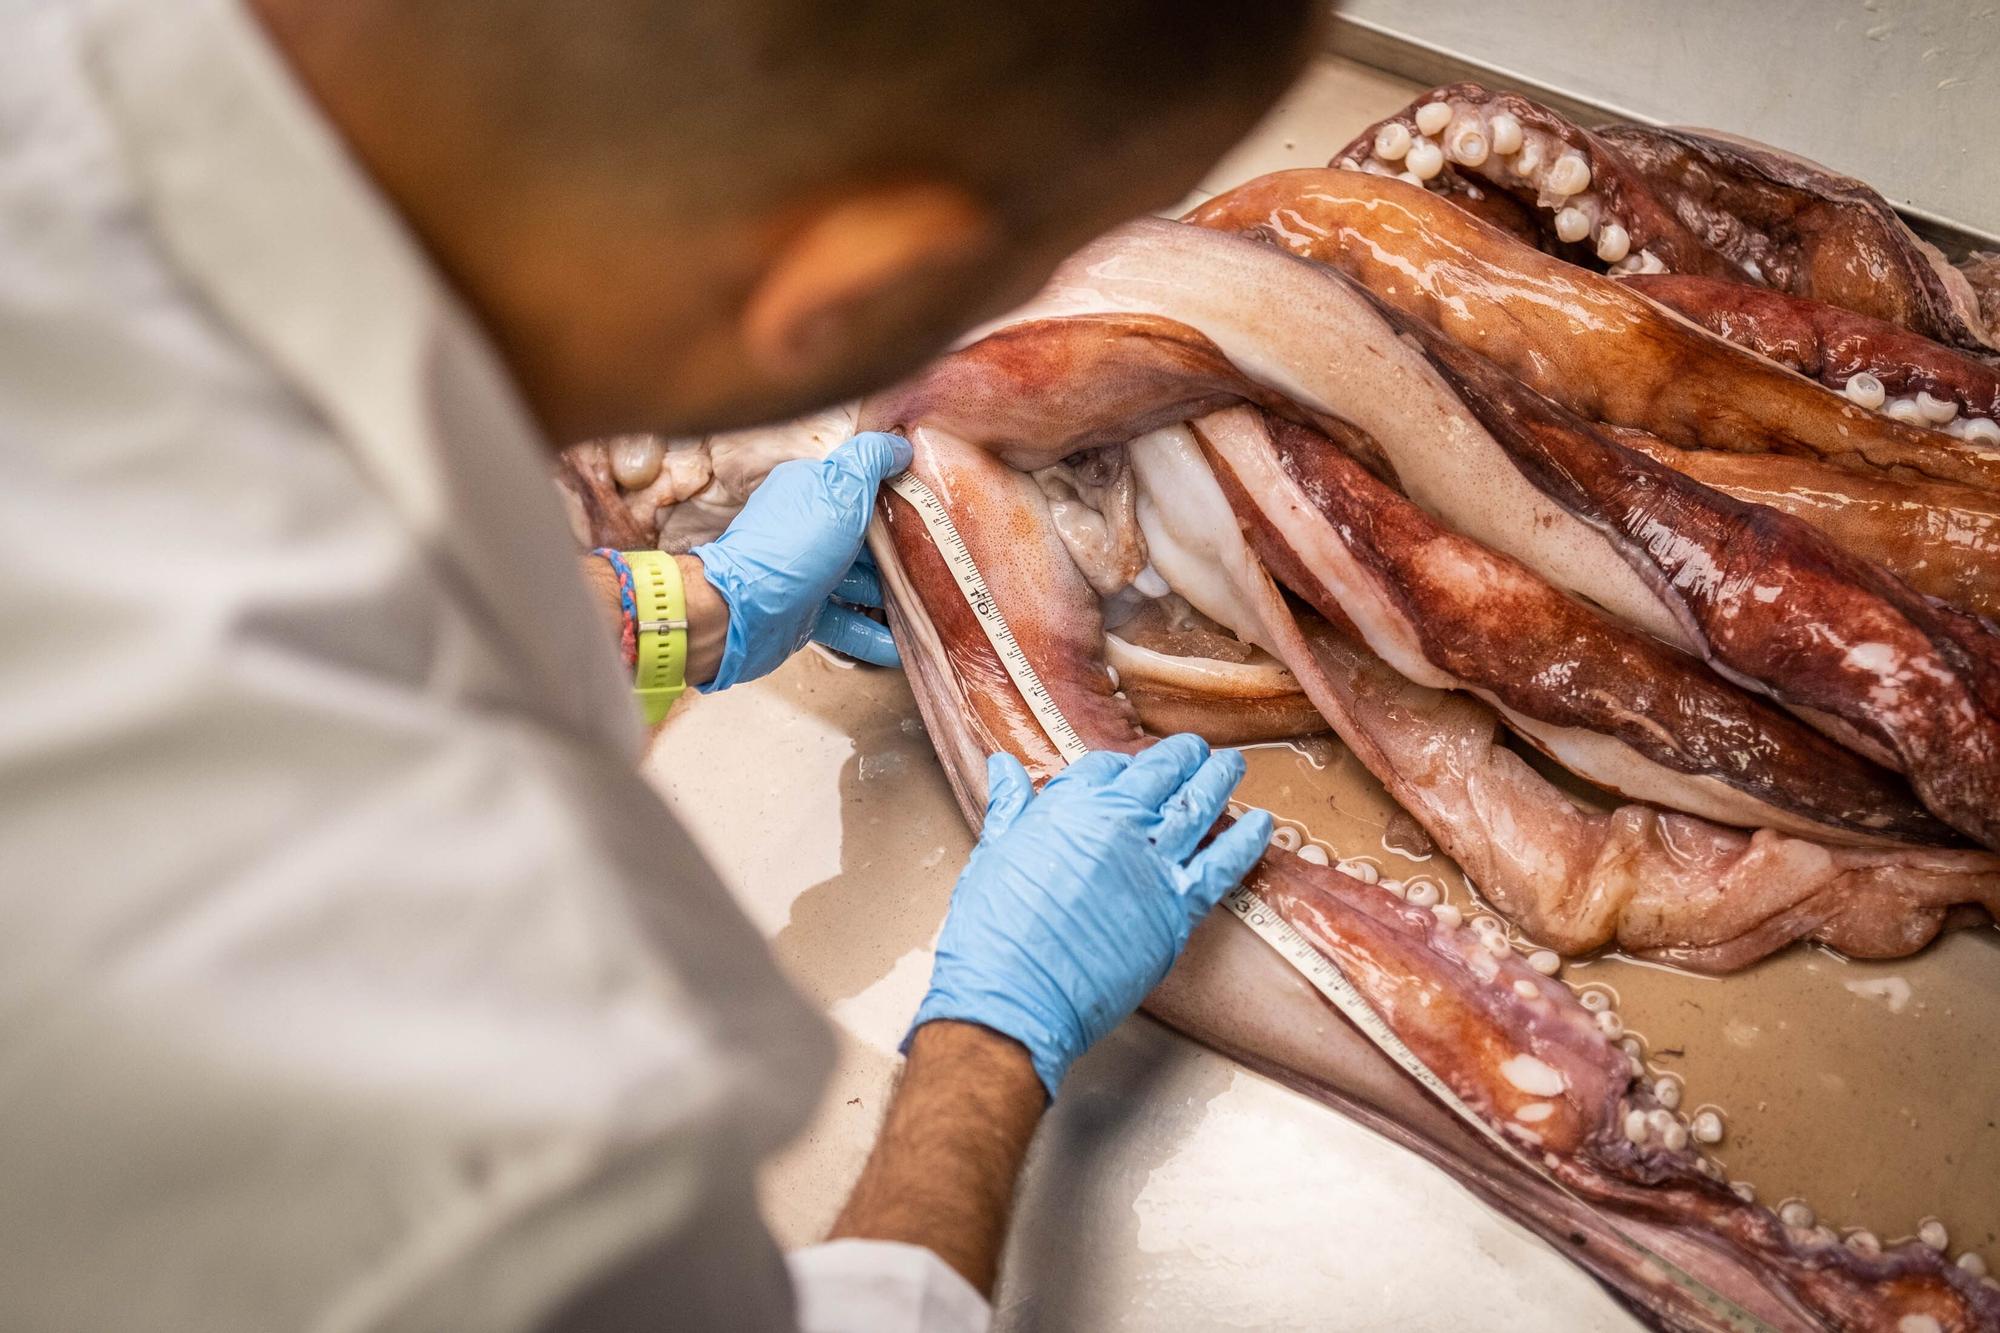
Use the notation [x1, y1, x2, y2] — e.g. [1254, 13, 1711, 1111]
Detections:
[887, 466, 1772, 1332]
[1218, 885, 1770, 1331]
[1219, 883, 1523, 1154]
[888, 471, 1090, 762]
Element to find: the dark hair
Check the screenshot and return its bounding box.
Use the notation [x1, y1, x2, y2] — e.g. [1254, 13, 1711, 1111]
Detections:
[414, 0, 1322, 221]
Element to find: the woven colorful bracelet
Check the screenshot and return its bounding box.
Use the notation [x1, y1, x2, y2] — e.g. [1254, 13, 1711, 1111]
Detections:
[591, 547, 640, 670]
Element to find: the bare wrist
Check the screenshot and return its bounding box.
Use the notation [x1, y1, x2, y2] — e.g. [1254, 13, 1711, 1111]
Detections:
[906, 1020, 1043, 1100]
[827, 1019, 1046, 1294]
[676, 554, 729, 687]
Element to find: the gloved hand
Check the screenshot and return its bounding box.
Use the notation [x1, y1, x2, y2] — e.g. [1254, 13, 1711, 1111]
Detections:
[907, 735, 1273, 1099]
[690, 431, 913, 691]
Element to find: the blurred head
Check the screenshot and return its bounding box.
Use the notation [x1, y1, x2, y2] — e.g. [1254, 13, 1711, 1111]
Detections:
[252, 0, 1321, 442]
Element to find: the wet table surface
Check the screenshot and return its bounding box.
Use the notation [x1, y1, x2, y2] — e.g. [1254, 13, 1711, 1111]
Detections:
[649, 642, 1633, 1330]
[646, 47, 2000, 1329]
[652, 52, 1640, 1328]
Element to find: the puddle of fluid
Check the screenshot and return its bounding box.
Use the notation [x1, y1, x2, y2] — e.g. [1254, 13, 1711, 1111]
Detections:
[669, 655, 1999, 1271]
[1233, 737, 2000, 1267]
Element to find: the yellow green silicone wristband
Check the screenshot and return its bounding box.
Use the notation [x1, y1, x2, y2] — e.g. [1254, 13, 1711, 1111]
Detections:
[627, 550, 688, 723]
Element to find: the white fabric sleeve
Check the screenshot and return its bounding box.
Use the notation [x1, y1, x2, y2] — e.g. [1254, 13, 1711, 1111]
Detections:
[787, 1240, 992, 1333]
[0, 274, 836, 1329]
[5, 2, 847, 1327]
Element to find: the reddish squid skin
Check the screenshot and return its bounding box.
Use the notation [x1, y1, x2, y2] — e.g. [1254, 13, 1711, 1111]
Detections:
[1608, 428, 2000, 624]
[872, 421, 2000, 1329]
[1182, 169, 2000, 492]
[1117, 676, 1326, 746]
[1622, 273, 2000, 423]
[1332, 82, 1738, 279]
[1282, 615, 2000, 972]
[1962, 251, 2000, 341]
[1598, 124, 1995, 353]
[1190, 408, 1950, 846]
[1334, 85, 1996, 356]
[555, 440, 655, 549]
[866, 262, 2000, 940]
[1396, 309, 2000, 852]
[1182, 171, 2000, 847]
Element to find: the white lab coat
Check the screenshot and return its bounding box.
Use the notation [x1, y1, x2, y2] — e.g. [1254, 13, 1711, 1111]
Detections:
[0, 0, 987, 1329]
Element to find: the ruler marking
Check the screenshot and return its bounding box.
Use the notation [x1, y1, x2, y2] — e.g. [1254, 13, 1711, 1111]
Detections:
[1224, 884, 1769, 1330]
[889, 471, 1089, 762]
[1220, 884, 1517, 1158]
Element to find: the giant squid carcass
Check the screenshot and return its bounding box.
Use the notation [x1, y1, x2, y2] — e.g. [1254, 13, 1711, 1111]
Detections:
[560, 125, 2000, 1329]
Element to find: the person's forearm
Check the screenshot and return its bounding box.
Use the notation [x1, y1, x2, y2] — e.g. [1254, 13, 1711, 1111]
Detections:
[827, 1020, 1047, 1295]
[579, 553, 730, 688]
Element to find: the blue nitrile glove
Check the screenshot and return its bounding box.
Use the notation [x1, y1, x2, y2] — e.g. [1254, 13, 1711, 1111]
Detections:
[690, 431, 913, 691]
[907, 735, 1274, 1099]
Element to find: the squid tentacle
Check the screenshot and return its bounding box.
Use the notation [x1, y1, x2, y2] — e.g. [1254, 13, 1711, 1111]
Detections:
[862, 222, 2000, 949]
[867, 417, 2000, 1331]
[1333, 82, 1994, 352]
[1599, 124, 1995, 353]
[1399, 309, 2000, 850]
[1188, 404, 1948, 845]
[1184, 171, 2000, 848]
[1620, 274, 2000, 436]
[1331, 82, 1732, 283]
[1604, 430, 2000, 624]
[1183, 170, 2000, 492]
